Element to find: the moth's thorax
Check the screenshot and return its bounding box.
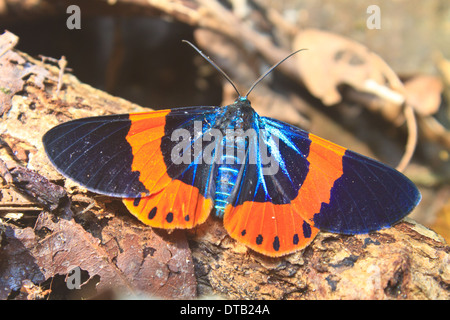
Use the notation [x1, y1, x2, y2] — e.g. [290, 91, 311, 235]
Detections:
[216, 98, 257, 132]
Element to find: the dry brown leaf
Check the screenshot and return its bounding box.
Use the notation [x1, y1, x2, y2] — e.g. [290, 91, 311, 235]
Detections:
[292, 28, 421, 172]
[404, 75, 443, 116]
[293, 28, 405, 119]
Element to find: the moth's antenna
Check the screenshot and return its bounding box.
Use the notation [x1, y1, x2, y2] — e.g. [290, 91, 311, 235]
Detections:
[182, 40, 242, 98]
[243, 49, 307, 99]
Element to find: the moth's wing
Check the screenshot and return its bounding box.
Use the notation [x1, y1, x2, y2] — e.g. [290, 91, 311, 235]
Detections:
[223, 116, 421, 256]
[122, 179, 214, 229]
[223, 200, 319, 257]
[43, 112, 167, 197]
[222, 117, 319, 257]
[262, 117, 421, 234]
[43, 107, 220, 229]
[123, 106, 225, 229]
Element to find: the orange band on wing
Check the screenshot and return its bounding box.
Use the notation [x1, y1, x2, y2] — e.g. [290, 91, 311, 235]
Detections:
[291, 133, 345, 224]
[123, 179, 213, 229]
[223, 201, 319, 257]
[125, 111, 173, 194]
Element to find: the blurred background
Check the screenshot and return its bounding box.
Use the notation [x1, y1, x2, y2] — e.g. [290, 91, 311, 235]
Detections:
[1, 0, 449, 241]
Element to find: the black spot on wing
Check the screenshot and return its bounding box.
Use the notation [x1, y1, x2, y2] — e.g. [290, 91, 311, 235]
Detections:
[166, 211, 174, 223]
[148, 207, 157, 220]
[273, 236, 280, 251]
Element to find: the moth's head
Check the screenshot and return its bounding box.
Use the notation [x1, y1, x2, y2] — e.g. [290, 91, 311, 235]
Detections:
[234, 96, 251, 106]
